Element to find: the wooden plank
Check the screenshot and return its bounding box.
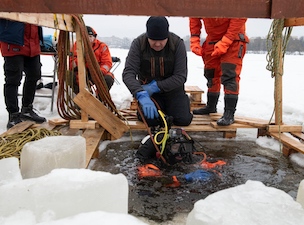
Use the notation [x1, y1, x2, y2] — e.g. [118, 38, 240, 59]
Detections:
[186, 86, 204, 103]
[267, 125, 303, 133]
[210, 113, 270, 128]
[188, 120, 211, 125]
[0, 13, 74, 31]
[185, 86, 204, 93]
[75, 23, 89, 122]
[0, 0, 271, 18]
[210, 122, 254, 129]
[291, 132, 304, 141]
[269, 132, 304, 154]
[73, 89, 129, 139]
[176, 125, 219, 132]
[48, 118, 69, 126]
[70, 120, 99, 129]
[121, 116, 138, 121]
[31, 122, 56, 130]
[124, 120, 147, 130]
[284, 18, 304, 27]
[82, 127, 106, 168]
[0, 121, 35, 137]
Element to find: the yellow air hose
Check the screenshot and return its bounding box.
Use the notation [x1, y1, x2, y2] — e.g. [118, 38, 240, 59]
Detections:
[153, 110, 169, 155]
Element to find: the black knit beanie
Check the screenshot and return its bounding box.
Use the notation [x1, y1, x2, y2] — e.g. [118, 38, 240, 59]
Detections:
[146, 16, 169, 40]
[86, 26, 97, 37]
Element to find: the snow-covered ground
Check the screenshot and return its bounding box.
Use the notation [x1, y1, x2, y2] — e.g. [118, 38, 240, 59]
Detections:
[0, 50, 304, 224]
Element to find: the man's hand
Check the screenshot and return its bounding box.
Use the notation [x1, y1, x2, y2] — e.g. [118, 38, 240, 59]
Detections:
[136, 91, 159, 119]
[142, 80, 160, 96]
[190, 36, 203, 56]
[211, 36, 233, 57]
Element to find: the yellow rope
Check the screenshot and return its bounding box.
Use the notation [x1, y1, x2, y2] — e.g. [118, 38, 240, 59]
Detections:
[53, 14, 59, 30]
[0, 128, 61, 160]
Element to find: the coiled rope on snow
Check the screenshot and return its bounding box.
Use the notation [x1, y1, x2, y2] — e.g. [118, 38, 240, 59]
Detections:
[0, 128, 61, 160]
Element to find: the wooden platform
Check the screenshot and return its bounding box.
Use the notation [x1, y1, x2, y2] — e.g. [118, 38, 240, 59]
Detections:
[1, 84, 303, 166]
[119, 108, 304, 156]
[120, 110, 268, 138]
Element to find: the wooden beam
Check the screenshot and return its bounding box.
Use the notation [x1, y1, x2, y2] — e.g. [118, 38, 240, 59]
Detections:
[284, 18, 304, 27]
[73, 89, 129, 140]
[210, 122, 254, 129]
[48, 118, 69, 126]
[272, 0, 304, 19]
[0, 0, 271, 18]
[267, 125, 303, 133]
[209, 113, 270, 128]
[70, 120, 99, 129]
[269, 132, 304, 154]
[82, 127, 106, 168]
[291, 132, 304, 141]
[0, 13, 74, 31]
[0, 121, 35, 137]
[0, 121, 36, 137]
[274, 35, 283, 125]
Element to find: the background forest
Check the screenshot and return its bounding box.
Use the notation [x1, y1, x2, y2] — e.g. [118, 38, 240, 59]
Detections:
[101, 36, 304, 54]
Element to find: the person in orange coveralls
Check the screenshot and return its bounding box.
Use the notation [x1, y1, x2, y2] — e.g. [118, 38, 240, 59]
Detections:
[189, 18, 249, 126]
[70, 26, 114, 92]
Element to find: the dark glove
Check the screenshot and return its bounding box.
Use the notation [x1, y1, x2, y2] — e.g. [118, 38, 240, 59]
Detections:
[190, 36, 203, 56]
[141, 80, 160, 96]
[136, 91, 159, 119]
[211, 36, 233, 57]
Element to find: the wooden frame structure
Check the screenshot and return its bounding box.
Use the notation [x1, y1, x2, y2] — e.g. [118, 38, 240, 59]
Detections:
[1, 0, 304, 18]
[1, 1, 304, 163]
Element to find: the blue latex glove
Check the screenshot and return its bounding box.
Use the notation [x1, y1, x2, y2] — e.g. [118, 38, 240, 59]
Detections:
[184, 169, 213, 182]
[136, 91, 159, 119]
[141, 80, 160, 96]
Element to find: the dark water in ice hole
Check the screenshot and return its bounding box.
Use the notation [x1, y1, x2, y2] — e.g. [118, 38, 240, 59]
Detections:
[91, 131, 304, 222]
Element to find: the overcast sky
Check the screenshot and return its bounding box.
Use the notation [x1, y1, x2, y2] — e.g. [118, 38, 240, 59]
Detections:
[43, 15, 303, 39]
[80, 15, 304, 39]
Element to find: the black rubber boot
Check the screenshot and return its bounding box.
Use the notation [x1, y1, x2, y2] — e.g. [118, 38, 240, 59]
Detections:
[7, 112, 22, 129]
[217, 94, 238, 126]
[193, 92, 220, 115]
[21, 104, 46, 123]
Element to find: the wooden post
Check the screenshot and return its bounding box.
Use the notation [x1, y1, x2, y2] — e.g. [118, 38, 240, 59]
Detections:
[274, 25, 283, 125]
[75, 23, 89, 122]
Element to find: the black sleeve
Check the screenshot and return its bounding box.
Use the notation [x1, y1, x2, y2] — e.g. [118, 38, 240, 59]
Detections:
[157, 39, 188, 92]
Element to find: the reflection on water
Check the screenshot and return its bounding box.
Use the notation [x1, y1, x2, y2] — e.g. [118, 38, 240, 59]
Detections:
[91, 131, 304, 223]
